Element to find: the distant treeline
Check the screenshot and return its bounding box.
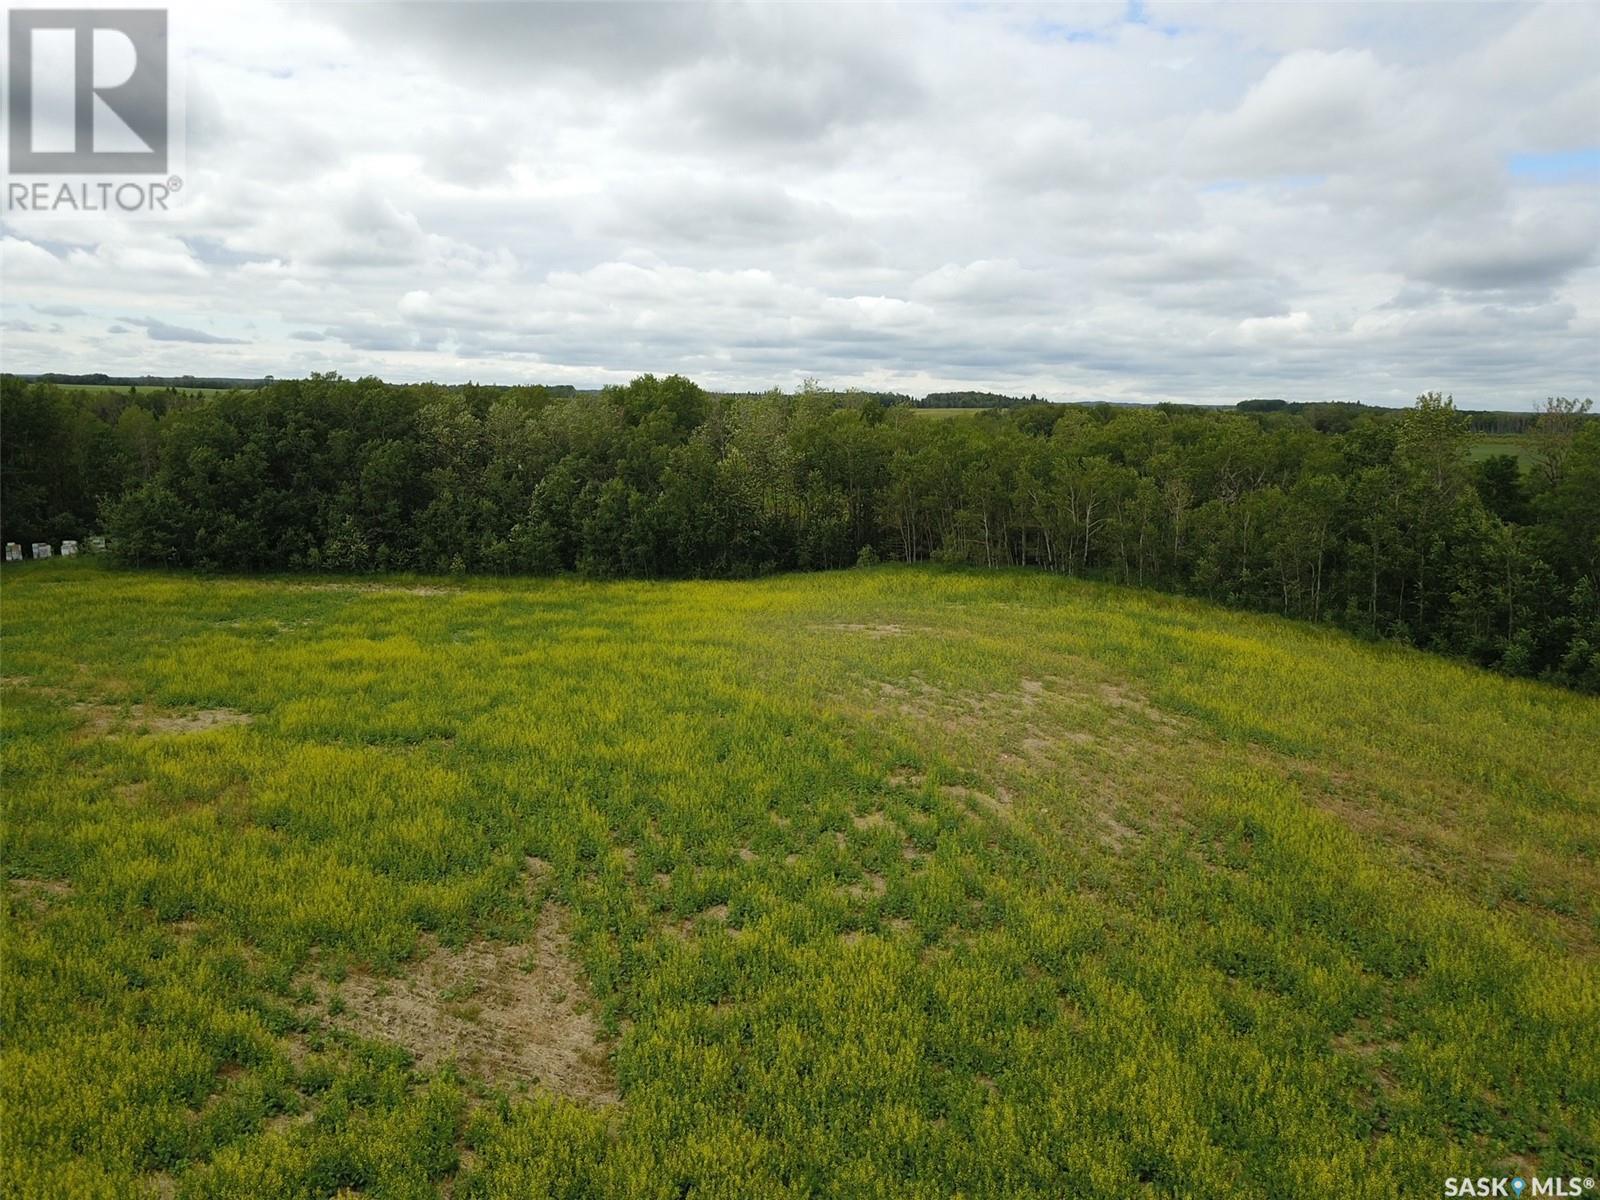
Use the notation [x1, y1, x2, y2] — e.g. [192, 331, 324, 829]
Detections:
[1233, 397, 1546, 435]
[2, 373, 1595, 690]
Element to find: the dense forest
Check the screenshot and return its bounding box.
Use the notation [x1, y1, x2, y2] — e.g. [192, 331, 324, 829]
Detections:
[2, 373, 1595, 691]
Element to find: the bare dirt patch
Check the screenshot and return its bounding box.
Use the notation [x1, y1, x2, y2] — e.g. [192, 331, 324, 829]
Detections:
[1089, 678, 1184, 731]
[9, 877, 74, 910]
[816, 622, 924, 639]
[940, 783, 1011, 813]
[10, 876, 73, 897]
[73, 702, 252, 738]
[146, 708, 252, 734]
[1097, 813, 1139, 850]
[312, 904, 616, 1104]
[843, 872, 888, 900]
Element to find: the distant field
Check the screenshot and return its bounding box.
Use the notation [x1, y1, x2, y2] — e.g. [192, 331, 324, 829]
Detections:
[51, 383, 232, 397]
[3, 561, 1597, 1197]
[910, 406, 988, 418]
[1468, 433, 1536, 467]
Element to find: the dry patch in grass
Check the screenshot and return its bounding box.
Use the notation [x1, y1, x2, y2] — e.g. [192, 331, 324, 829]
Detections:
[73, 702, 252, 738]
[10, 876, 73, 897]
[311, 904, 616, 1104]
[864, 671, 1183, 746]
[1097, 813, 1139, 849]
[940, 783, 1011, 813]
[283, 582, 458, 597]
[1332, 1025, 1406, 1100]
[857, 670, 1194, 855]
[843, 872, 888, 900]
[9, 877, 74, 911]
[816, 622, 924, 639]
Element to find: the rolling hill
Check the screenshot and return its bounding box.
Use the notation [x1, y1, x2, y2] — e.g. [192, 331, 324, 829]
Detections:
[3, 559, 1597, 1197]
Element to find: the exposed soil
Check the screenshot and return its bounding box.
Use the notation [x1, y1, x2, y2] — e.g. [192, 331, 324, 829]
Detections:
[312, 904, 617, 1104]
[8, 877, 74, 911]
[843, 872, 888, 900]
[73, 702, 252, 737]
[816, 622, 923, 638]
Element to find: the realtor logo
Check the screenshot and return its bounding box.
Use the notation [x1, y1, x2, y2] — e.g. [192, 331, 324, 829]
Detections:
[8, 9, 169, 173]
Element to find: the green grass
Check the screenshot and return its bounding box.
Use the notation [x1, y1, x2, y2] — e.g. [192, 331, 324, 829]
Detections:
[3, 559, 1597, 1198]
[908, 406, 989, 418]
[1468, 434, 1535, 467]
[49, 383, 232, 397]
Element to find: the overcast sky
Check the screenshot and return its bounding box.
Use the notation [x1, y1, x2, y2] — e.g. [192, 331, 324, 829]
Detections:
[2, 1, 1597, 406]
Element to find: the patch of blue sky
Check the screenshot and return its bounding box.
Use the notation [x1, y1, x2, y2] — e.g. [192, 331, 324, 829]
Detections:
[1507, 148, 1600, 182]
[1030, 17, 1111, 45]
[1027, 1, 1182, 44]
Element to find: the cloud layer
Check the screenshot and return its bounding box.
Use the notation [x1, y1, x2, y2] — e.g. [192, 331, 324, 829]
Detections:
[2, 1, 1597, 407]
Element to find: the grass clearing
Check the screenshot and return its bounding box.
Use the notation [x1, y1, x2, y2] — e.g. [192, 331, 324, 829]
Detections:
[48, 383, 234, 397]
[907, 406, 989, 418]
[1468, 433, 1536, 467]
[2, 558, 1597, 1197]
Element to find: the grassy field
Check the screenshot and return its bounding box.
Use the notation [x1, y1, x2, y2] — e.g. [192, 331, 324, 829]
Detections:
[47, 384, 234, 398]
[908, 406, 989, 418]
[2, 560, 1597, 1198]
[1468, 433, 1536, 467]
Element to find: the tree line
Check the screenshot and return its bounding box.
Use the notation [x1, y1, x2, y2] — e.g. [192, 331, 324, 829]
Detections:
[1, 373, 1594, 691]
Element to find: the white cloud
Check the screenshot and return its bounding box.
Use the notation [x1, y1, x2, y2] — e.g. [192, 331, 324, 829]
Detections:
[1, 0, 1594, 407]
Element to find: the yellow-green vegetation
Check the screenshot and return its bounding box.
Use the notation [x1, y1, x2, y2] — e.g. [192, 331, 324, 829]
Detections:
[3, 558, 1597, 1198]
[50, 383, 229, 398]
